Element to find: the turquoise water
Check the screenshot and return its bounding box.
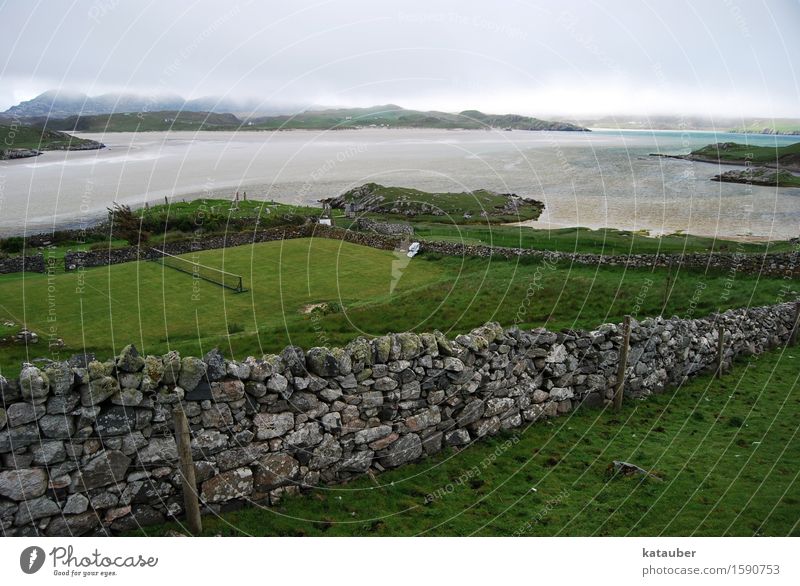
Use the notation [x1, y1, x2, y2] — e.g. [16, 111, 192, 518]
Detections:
[1, 128, 797, 238]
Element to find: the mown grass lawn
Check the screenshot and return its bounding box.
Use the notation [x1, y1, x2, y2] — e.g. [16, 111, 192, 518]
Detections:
[136, 345, 799, 537]
[0, 237, 796, 375]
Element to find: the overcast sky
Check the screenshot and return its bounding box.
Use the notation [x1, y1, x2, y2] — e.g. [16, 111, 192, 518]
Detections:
[0, 0, 798, 118]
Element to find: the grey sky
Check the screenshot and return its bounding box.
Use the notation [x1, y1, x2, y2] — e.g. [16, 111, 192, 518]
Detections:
[0, 0, 797, 117]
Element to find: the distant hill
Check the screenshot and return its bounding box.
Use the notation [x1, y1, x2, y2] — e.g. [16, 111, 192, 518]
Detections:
[251, 105, 588, 131]
[0, 124, 104, 160]
[566, 114, 800, 134]
[41, 111, 243, 132]
[1, 90, 292, 119]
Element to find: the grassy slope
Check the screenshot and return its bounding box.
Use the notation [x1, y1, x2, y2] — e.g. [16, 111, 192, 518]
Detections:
[0, 238, 795, 374]
[251, 106, 587, 131]
[0, 123, 101, 151]
[137, 345, 799, 536]
[406, 223, 796, 255]
[43, 111, 243, 132]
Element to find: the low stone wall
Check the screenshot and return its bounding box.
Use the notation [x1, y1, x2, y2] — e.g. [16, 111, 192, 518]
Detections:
[0, 302, 796, 536]
[0, 253, 45, 275]
[417, 240, 800, 278]
[58, 224, 800, 278]
[62, 224, 398, 271]
[355, 218, 415, 238]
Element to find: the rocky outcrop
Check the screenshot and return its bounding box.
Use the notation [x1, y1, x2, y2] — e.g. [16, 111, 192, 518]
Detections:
[0, 301, 796, 535]
[711, 167, 800, 188]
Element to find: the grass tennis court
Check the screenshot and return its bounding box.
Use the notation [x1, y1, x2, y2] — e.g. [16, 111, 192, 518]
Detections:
[0, 237, 795, 375]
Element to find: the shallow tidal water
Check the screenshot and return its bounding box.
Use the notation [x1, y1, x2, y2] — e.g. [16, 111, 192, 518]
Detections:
[0, 127, 797, 239]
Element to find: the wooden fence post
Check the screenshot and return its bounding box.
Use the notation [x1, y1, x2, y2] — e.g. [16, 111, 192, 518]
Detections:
[614, 315, 631, 411]
[716, 322, 725, 379]
[173, 407, 202, 535]
[790, 301, 800, 347]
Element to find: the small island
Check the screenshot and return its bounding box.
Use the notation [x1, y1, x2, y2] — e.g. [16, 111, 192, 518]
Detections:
[652, 141, 800, 187]
[0, 123, 105, 160]
[321, 182, 545, 223]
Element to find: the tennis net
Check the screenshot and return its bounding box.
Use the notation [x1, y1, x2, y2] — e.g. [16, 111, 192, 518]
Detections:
[150, 249, 246, 292]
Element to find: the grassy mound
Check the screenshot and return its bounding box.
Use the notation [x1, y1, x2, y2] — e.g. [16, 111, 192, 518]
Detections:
[326, 183, 544, 223]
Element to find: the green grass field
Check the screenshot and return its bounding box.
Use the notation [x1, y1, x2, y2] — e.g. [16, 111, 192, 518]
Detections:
[0, 237, 795, 376]
[136, 345, 799, 536]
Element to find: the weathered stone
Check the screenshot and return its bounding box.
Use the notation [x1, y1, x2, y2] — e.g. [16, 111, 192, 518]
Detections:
[201, 403, 233, 428]
[266, 373, 290, 397]
[306, 347, 339, 377]
[216, 443, 270, 471]
[44, 362, 75, 395]
[456, 399, 485, 426]
[63, 493, 89, 515]
[38, 415, 76, 439]
[178, 357, 207, 391]
[143, 355, 164, 384]
[369, 432, 399, 450]
[373, 336, 392, 363]
[546, 344, 568, 363]
[285, 423, 324, 451]
[190, 429, 228, 457]
[244, 357, 272, 382]
[281, 346, 306, 376]
[209, 380, 244, 404]
[443, 357, 464, 372]
[355, 425, 392, 445]
[117, 344, 145, 373]
[469, 416, 501, 438]
[380, 434, 422, 467]
[0, 468, 47, 500]
[484, 397, 516, 418]
[309, 434, 342, 470]
[395, 332, 422, 360]
[549, 387, 574, 401]
[253, 412, 294, 440]
[46, 391, 80, 415]
[19, 365, 49, 402]
[45, 511, 100, 536]
[14, 496, 61, 525]
[31, 440, 66, 465]
[373, 377, 398, 391]
[111, 387, 144, 406]
[7, 402, 45, 427]
[253, 453, 299, 491]
[226, 360, 250, 380]
[444, 429, 471, 446]
[201, 467, 253, 503]
[0, 422, 42, 451]
[340, 450, 374, 472]
[321, 412, 341, 432]
[137, 436, 178, 465]
[161, 351, 181, 385]
[71, 450, 131, 491]
[203, 348, 227, 381]
[95, 406, 150, 436]
[404, 407, 441, 432]
[80, 376, 120, 406]
[0, 408, 5, 431]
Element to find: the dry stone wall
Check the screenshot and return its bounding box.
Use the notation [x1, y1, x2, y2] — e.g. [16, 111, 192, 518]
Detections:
[1, 301, 796, 536]
[0, 253, 45, 275]
[57, 224, 800, 278]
